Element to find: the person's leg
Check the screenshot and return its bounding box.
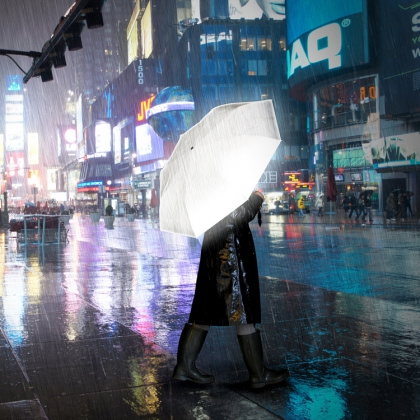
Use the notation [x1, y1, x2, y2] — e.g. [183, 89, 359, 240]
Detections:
[237, 325, 289, 389]
[173, 323, 214, 384]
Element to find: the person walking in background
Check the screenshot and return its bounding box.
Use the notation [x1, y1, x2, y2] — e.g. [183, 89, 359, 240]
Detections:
[400, 192, 408, 221]
[348, 195, 359, 219]
[274, 199, 281, 215]
[173, 191, 290, 389]
[362, 192, 373, 223]
[405, 192, 413, 217]
[356, 195, 365, 221]
[315, 194, 324, 216]
[297, 196, 305, 217]
[386, 192, 396, 222]
[342, 195, 350, 215]
[150, 188, 159, 217]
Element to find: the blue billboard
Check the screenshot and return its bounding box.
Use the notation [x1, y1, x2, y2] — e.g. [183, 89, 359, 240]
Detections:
[380, 1, 420, 116]
[286, 0, 369, 98]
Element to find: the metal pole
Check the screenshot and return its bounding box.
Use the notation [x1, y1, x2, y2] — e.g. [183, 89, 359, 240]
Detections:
[3, 192, 9, 227]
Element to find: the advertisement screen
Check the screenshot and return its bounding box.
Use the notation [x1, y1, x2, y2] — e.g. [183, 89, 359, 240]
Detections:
[135, 124, 164, 163]
[141, 2, 152, 58]
[286, 0, 368, 96]
[6, 152, 24, 178]
[6, 75, 22, 92]
[380, 1, 420, 115]
[191, 0, 285, 21]
[27, 132, 39, 165]
[5, 123, 24, 151]
[47, 168, 57, 191]
[95, 121, 112, 153]
[113, 118, 134, 165]
[368, 132, 420, 169]
[0, 134, 4, 172]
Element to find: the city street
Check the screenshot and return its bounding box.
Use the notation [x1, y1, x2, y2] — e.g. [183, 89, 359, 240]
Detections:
[0, 213, 419, 419]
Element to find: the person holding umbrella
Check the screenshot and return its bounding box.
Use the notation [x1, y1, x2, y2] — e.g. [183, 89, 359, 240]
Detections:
[173, 190, 290, 389]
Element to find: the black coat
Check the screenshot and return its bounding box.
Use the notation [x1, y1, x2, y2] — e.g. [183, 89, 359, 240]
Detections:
[188, 193, 263, 326]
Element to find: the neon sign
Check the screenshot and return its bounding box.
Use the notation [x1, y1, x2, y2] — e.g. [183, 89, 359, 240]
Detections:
[77, 181, 103, 188]
[137, 96, 155, 123]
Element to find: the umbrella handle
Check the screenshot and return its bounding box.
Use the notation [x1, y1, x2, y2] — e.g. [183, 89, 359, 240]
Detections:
[258, 211, 262, 226]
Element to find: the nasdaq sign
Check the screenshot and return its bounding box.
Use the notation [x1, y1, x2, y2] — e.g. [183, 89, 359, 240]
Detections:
[287, 23, 342, 79]
[286, 0, 368, 98]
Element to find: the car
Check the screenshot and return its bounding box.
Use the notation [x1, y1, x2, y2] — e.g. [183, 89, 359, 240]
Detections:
[261, 192, 292, 215]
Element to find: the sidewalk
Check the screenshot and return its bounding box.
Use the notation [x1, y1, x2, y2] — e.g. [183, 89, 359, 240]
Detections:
[267, 209, 420, 227]
[0, 214, 419, 419]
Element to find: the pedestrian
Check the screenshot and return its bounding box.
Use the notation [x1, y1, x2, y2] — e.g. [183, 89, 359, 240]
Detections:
[274, 199, 281, 215]
[150, 188, 158, 217]
[362, 192, 373, 223]
[385, 192, 396, 222]
[342, 195, 350, 214]
[348, 195, 359, 219]
[315, 194, 324, 216]
[395, 193, 403, 220]
[289, 195, 296, 214]
[405, 192, 413, 217]
[400, 193, 408, 221]
[297, 196, 305, 217]
[355, 195, 364, 221]
[173, 191, 290, 389]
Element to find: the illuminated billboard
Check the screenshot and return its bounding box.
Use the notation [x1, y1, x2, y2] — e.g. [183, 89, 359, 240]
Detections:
[191, 0, 285, 21]
[127, 1, 140, 64]
[135, 124, 164, 163]
[95, 121, 112, 153]
[5, 93, 24, 151]
[6, 152, 24, 178]
[113, 117, 135, 165]
[286, 0, 368, 98]
[141, 2, 152, 58]
[367, 132, 420, 169]
[0, 134, 4, 173]
[379, 1, 420, 116]
[27, 132, 39, 165]
[5, 123, 24, 151]
[6, 75, 22, 92]
[47, 168, 57, 191]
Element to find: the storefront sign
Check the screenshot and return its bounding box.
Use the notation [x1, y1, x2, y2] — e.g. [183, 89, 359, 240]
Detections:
[133, 179, 151, 189]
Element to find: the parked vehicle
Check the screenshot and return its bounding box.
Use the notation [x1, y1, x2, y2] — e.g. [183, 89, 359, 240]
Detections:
[261, 191, 292, 215]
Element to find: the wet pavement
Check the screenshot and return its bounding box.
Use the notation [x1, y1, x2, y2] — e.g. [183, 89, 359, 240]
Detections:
[0, 212, 419, 419]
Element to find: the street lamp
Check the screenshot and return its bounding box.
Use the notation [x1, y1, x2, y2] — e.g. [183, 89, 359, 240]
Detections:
[106, 179, 111, 200]
[131, 153, 137, 206]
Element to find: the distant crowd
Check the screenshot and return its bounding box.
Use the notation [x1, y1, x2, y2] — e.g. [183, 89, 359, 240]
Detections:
[341, 190, 413, 222]
[8, 201, 74, 216]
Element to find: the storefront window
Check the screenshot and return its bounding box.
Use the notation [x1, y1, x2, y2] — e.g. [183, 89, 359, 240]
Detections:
[333, 148, 370, 169]
[308, 76, 377, 132]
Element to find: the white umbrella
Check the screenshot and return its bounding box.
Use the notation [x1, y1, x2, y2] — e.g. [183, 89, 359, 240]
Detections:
[160, 100, 281, 237]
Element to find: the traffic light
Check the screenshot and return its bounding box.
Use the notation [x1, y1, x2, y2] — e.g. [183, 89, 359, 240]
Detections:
[28, 170, 32, 179]
[23, 0, 106, 83]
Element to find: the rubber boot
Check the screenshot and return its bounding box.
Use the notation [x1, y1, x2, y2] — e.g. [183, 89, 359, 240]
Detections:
[238, 330, 290, 389]
[173, 324, 215, 384]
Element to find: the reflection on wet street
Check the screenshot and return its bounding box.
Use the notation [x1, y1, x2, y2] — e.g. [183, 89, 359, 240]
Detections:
[0, 214, 419, 419]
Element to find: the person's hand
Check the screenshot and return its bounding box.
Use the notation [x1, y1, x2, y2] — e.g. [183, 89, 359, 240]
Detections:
[254, 190, 264, 200]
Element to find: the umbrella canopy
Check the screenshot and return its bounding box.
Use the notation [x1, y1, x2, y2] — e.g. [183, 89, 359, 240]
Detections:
[24, 202, 36, 207]
[159, 100, 281, 237]
[360, 189, 375, 198]
[326, 167, 338, 202]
